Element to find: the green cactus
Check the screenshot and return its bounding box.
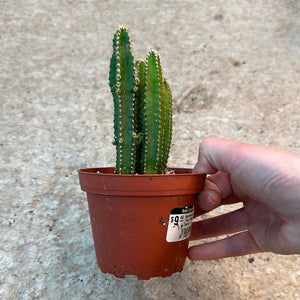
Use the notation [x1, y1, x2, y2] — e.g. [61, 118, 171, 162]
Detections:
[160, 79, 173, 172]
[109, 27, 137, 174]
[109, 27, 172, 174]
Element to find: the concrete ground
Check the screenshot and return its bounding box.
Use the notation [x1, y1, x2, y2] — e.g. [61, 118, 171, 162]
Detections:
[1, 0, 299, 299]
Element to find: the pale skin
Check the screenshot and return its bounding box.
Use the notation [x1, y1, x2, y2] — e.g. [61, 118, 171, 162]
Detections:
[188, 138, 300, 260]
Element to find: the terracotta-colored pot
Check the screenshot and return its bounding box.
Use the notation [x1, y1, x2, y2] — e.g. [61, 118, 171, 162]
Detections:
[78, 167, 205, 280]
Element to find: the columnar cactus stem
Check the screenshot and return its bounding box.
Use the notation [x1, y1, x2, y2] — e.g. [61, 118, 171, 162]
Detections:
[109, 27, 137, 174]
[141, 51, 164, 174]
[109, 27, 172, 175]
[160, 80, 172, 171]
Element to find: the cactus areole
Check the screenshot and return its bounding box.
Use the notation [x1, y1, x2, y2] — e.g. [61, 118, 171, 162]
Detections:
[109, 27, 172, 174]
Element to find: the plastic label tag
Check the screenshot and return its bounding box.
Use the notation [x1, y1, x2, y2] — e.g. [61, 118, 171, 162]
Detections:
[166, 205, 194, 242]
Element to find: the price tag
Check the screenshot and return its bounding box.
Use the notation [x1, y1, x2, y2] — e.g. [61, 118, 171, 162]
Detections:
[166, 205, 194, 242]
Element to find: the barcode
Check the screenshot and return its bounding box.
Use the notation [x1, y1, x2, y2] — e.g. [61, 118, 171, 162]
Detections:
[180, 227, 191, 239]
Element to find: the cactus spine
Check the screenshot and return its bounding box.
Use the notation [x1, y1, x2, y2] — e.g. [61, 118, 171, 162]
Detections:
[109, 27, 172, 174]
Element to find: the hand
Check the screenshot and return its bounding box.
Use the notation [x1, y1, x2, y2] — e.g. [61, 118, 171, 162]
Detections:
[188, 138, 300, 260]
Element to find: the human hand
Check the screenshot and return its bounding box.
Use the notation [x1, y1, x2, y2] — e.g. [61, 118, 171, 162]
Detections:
[188, 138, 300, 260]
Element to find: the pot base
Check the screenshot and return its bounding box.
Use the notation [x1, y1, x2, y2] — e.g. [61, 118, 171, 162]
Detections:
[100, 259, 185, 280]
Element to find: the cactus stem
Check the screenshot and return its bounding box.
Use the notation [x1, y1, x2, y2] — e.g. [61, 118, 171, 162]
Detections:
[109, 27, 172, 174]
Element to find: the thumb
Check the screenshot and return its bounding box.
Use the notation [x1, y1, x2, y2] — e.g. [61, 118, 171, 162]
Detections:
[193, 138, 245, 174]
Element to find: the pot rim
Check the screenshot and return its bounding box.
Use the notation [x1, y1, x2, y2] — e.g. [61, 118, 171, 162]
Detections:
[77, 167, 203, 177]
[78, 167, 206, 196]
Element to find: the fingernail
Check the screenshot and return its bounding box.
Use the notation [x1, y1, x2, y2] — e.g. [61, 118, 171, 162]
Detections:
[204, 195, 215, 207]
[192, 164, 198, 173]
[193, 163, 204, 174]
[199, 194, 216, 211]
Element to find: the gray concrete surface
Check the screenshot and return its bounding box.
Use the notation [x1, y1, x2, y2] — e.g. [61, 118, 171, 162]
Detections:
[1, 0, 300, 299]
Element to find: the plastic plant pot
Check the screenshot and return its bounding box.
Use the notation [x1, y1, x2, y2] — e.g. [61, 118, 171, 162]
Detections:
[78, 167, 205, 280]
